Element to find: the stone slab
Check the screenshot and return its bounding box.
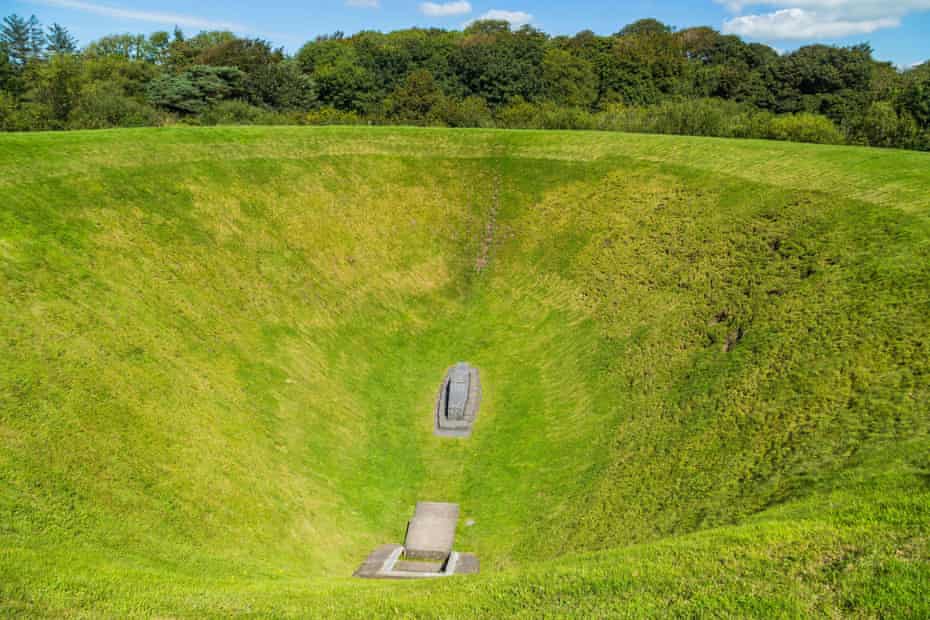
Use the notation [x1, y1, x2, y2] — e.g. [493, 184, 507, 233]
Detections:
[414, 501, 460, 520]
[435, 364, 481, 438]
[353, 544, 403, 578]
[404, 502, 458, 560]
[393, 560, 444, 573]
[453, 552, 480, 575]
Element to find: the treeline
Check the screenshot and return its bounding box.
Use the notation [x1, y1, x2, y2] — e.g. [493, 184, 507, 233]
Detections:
[2, 14, 929, 149]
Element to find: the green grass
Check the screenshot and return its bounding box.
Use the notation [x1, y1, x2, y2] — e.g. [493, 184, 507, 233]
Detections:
[1, 126, 928, 618]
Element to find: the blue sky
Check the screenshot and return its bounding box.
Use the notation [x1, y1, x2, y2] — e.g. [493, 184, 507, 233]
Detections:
[5, 0, 929, 66]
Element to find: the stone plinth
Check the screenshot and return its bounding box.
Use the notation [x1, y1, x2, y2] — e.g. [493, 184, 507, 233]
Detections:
[435, 363, 481, 438]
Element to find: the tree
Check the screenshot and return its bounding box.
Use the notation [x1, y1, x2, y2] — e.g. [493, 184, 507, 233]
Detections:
[601, 23, 685, 104]
[247, 61, 316, 110]
[86, 34, 148, 60]
[195, 37, 283, 74]
[387, 68, 443, 122]
[0, 41, 14, 90]
[298, 41, 378, 112]
[463, 20, 511, 36]
[146, 31, 171, 64]
[29, 51, 84, 125]
[900, 62, 930, 129]
[616, 18, 673, 37]
[166, 30, 237, 68]
[46, 23, 77, 54]
[766, 44, 873, 123]
[2, 14, 44, 65]
[452, 24, 547, 105]
[146, 65, 244, 113]
[70, 81, 159, 129]
[858, 101, 919, 147]
[542, 48, 597, 108]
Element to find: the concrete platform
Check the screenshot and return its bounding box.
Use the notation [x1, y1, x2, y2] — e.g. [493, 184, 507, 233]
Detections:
[354, 502, 479, 579]
[404, 502, 459, 560]
[352, 544, 403, 579]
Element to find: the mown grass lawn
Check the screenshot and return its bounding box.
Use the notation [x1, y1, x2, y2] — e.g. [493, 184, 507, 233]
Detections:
[1, 126, 928, 617]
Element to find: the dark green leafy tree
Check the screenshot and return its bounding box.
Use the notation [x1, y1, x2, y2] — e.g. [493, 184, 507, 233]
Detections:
[298, 42, 377, 112]
[247, 61, 316, 110]
[452, 23, 546, 105]
[386, 68, 443, 122]
[765, 44, 872, 124]
[46, 23, 77, 54]
[542, 48, 597, 108]
[167, 30, 238, 69]
[195, 37, 283, 74]
[900, 62, 930, 128]
[616, 18, 673, 37]
[29, 51, 83, 125]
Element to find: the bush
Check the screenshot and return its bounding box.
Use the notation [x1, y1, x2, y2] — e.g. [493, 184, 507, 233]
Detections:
[495, 98, 542, 128]
[303, 106, 364, 126]
[495, 100, 597, 130]
[851, 102, 921, 149]
[198, 100, 303, 126]
[435, 96, 493, 128]
[0, 96, 53, 131]
[69, 82, 160, 129]
[595, 99, 770, 138]
[729, 110, 776, 140]
[767, 113, 844, 145]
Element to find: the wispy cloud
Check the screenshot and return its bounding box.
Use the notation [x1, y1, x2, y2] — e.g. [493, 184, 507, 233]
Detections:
[420, 1, 472, 17]
[345, 0, 379, 8]
[32, 0, 245, 30]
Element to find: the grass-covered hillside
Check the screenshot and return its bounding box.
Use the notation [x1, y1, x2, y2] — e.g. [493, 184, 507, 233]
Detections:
[1, 127, 928, 618]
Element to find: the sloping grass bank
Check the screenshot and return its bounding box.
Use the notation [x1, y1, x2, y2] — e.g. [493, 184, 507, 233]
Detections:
[1, 127, 928, 617]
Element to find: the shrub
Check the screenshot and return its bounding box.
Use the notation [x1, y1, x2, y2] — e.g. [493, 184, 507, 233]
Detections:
[729, 109, 776, 139]
[434, 96, 493, 128]
[495, 98, 542, 129]
[69, 82, 160, 129]
[0, 97, 53, 131]
[853, 102, 921, 149]
[494, 100, 596, 130]
[767, 113, 845, 145]
[197, 100, 300, 126]
[201, 100, 261, 125]
[303, 107, 364, 126]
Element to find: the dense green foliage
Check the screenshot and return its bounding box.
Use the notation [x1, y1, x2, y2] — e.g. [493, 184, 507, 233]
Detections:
[1, 126, 928, 617]
[1, 14, 929, 149]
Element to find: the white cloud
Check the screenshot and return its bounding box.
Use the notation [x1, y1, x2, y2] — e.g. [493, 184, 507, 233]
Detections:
[346, 0, 379, 7]
[421, 1, 472, 17]
[717, 0, 930, 40]
[721, 1, 930, 16]
[33, 0, 245, 30]
[471, 9, 534, 27]
[723, 8, 899, 38]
